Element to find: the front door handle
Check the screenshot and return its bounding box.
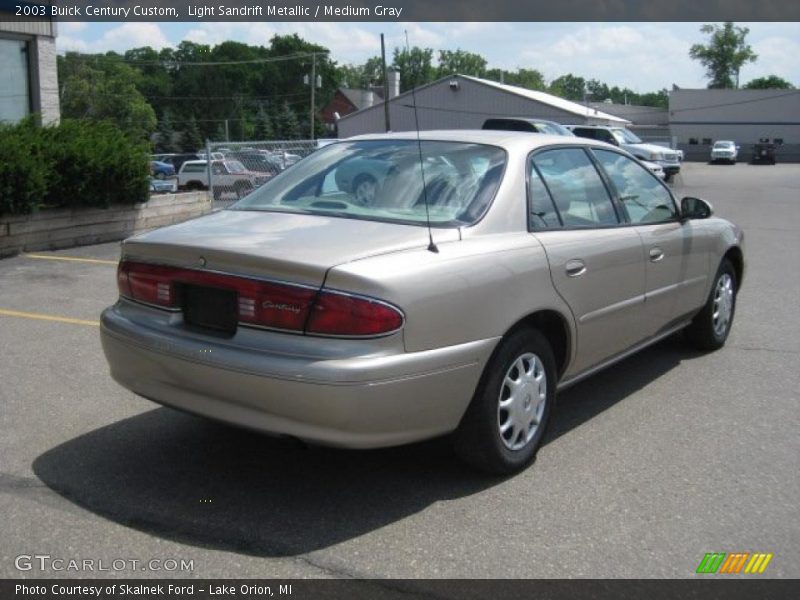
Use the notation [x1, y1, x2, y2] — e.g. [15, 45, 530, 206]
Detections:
[649, 247, 664, 262]
[565, 259, 586, 277]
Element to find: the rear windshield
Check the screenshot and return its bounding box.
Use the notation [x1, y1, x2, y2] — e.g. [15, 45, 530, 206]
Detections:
[233, 140, 507, 228]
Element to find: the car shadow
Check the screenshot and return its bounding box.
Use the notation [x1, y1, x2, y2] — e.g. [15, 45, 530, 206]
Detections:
[33, 334, 700, 557]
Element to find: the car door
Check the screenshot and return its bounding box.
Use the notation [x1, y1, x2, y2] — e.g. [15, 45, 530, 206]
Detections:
[592, 149, 709, 336]
[529, 147, 647, 376]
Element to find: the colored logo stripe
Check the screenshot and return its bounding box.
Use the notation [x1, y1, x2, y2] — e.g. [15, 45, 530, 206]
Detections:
[697, 553, 726, 574]
[697, 552, 773, 574]
[744, 553, 773, 574]
[719, 553, 749, 573]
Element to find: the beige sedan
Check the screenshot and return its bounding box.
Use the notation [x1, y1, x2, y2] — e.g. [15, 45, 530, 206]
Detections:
[101, 130, 744, 474]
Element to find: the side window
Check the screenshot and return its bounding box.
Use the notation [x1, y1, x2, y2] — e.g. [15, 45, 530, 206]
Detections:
[593, 149, 677, 224]
[597, 130, 615, 144]
[527, 162, 561, 229]
[571, 128, 594, 140]
[532, 148, 619, 227]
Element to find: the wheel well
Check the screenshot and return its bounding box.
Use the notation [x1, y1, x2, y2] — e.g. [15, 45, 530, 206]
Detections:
[507, 310, 571, 378]
[724, 246, 744, 287]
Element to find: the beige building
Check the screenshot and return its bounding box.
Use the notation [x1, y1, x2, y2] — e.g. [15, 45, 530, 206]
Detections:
[669, 89, 800, 161]
[337, 74, 629, 138]
[0, 13, 60, 124]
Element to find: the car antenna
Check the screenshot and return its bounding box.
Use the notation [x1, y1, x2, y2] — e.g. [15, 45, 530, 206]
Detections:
[405, 30, 438, 254]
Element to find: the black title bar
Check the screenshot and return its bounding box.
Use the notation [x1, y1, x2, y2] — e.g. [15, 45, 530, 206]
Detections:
[3, 0, 800, 22]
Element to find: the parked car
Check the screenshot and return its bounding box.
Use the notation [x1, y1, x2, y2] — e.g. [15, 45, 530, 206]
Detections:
[710, 140, 739, 164]
[751, 142, 777, 165]
[640, 159, 666, 179]
[567, 125, 681, 181]
[149, 178, 174, 194]
[226, 151, 285, 176]
[163, 153, 202, 173]
[150, 160, 176, 180]
[101, 131, 744, 474]
[177, 159, 271, 200]
[482, 118, 575, 136]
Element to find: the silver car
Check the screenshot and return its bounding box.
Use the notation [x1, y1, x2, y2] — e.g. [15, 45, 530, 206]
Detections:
[101, 131, 744, 474]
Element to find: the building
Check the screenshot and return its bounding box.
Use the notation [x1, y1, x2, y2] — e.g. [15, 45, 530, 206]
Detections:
[321, 87, 385, 129]
[669, 89, 800, 160]
[337, 74, 629, 138]
[0, 7, 60, 125]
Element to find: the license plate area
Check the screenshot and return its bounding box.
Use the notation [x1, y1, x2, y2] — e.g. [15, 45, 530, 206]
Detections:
[182, 284, 238, 336]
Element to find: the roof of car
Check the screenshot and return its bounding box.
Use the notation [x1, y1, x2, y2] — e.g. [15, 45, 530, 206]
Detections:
[565, 124, 626, 130]
[343, 129, 614, 151]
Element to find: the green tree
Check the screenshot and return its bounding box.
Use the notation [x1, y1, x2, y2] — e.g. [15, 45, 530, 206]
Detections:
[585, 79, 610, 102]
[506, 69, 546, 91]
[156, 110, 179, 153]
[253, 107, 274, 140]
[743, 75, 794, 89]
[689, 22, 758, 88]
[392, 46, 435, 92]
[339, 56, 384, 88]
[59, 53, 157, 141]
[272, 102, 301, 139]
[437, 49, 487, 78]
[182, 115, 204, 152]
[549, 74, 586, 101]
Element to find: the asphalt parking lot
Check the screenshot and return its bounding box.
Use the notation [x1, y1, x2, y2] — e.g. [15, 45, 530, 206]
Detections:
[1, 162, 798, 580]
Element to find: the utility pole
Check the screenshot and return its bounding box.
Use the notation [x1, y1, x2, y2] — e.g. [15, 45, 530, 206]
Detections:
[380, 33, 390, 132]
[304, 53, 322, 140]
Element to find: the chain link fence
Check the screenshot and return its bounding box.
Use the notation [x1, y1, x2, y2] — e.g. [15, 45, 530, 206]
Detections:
[186, 140, 327, 208]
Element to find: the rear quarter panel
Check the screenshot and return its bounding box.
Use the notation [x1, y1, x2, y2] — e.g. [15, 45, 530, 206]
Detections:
[324, 232, 576, 357]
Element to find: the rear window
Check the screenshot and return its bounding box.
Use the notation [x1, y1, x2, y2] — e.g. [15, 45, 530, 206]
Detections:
[181, 163, 206, 173]
[233, 140, 507, 228]
[483, 119, 536, 132]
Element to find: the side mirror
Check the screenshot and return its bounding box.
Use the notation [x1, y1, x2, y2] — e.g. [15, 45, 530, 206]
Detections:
[606, 137, 619, 146]
[681, 196, 713, 220]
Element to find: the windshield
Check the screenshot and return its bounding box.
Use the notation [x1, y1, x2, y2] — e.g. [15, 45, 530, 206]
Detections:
[232, 140, 507, 227]
[611, 128, 643, 144]
[714, 141, 735, 148]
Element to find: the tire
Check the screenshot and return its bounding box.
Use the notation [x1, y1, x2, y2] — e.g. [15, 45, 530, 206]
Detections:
[453, 328, 556, 475]
[212, 188, 222, 202]
[235, 183, 252, 199]
[685, 259, 737, 351]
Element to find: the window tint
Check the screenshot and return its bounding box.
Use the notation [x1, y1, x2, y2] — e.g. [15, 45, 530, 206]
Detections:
[571, 128, 595, 140]
[593, 150, 676, 224]
[532, 148, 619, 227]
[527, 164, 561, 229]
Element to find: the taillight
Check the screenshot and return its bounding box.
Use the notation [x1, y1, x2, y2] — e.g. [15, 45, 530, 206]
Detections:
[236, 279, 317, 331]
[117, 260, 403, 337]
[117, 261, 180, 308]
[306, 291, 404, 336]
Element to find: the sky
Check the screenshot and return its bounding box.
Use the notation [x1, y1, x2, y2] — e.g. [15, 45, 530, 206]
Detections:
[56, 22, 800, 92]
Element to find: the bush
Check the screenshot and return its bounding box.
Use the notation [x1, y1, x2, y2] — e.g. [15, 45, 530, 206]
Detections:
[0, 119, 49, 215]
[0, 118, 150, 216]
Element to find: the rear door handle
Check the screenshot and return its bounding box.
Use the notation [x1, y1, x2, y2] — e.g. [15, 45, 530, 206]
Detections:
[649, 247, 664, 262]
[565, 259, 586, 277]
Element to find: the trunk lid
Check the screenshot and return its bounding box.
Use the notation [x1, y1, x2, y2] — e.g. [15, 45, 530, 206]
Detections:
[122, 209, 458, 286]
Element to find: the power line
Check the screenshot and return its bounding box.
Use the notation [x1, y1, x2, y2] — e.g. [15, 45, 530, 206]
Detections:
[60, 50, 329, 67]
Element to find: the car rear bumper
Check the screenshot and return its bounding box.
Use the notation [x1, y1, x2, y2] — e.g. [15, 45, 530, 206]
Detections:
[100, 304, 497, 448]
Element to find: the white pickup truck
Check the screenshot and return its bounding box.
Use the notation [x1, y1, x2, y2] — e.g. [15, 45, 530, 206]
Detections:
[177, 160, 272, 200]
[567, 125, 682, 181]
